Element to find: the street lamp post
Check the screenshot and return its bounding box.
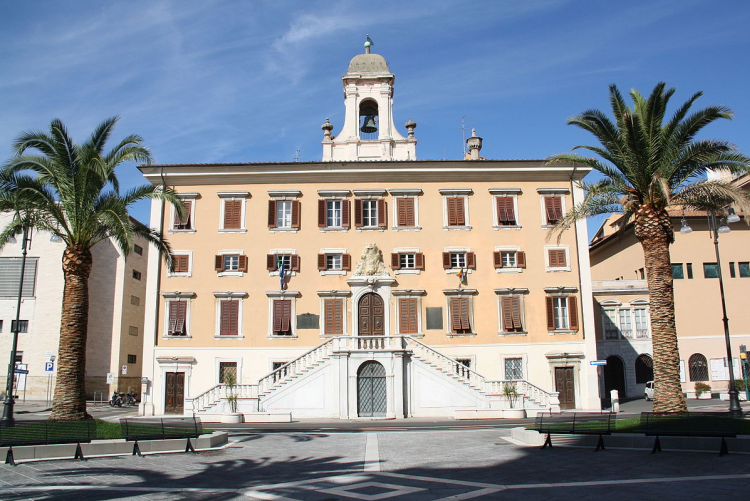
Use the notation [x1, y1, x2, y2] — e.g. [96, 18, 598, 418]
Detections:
[707, 211, 743, 416]
[2, 224, 31, 425]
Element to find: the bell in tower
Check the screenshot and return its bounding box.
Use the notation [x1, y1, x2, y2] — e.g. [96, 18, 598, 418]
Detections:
[359, 102, 378, 137]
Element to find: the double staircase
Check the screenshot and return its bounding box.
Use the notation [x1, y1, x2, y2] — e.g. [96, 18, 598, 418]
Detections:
[186, 335, 559, 418]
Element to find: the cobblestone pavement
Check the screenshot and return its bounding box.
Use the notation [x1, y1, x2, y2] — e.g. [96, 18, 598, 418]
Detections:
[1, 428, 750, 500]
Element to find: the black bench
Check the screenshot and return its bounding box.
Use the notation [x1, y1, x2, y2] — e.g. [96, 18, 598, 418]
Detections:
[120, 416, 203, 457]
[0, 419, 97, 466]
[638, 412, 745, 456]
[532, 412, 617, 451]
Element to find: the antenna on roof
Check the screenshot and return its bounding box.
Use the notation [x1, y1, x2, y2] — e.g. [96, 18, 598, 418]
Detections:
[294, 149, 303, 162]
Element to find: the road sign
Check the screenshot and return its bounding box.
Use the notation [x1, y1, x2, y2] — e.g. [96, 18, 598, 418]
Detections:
[590, 360, 607, 366]
[14, 368, 29, 374]
[106, 373, 115, 384]
[121, 365, 128, 375]
[44, 362, 54, 372]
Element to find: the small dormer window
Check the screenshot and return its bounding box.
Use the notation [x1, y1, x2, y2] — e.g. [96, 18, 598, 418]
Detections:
[359, 101, 378, 140]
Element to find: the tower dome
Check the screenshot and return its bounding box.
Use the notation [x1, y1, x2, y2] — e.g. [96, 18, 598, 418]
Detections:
[347, 53, 390, 74]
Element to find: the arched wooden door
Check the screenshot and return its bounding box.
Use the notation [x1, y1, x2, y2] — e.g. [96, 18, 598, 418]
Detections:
[603, 356, 626, 397]
[358, 292, 384, 335]
[358, 361, 386, 417]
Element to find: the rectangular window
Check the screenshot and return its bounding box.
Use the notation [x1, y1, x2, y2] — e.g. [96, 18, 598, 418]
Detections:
[672, 264, 684, 279]
[0, 320, 3, 332]
[326, 254, 342, 270]
[318, 199, 350, 228]
[354, 199, 386, 228]
[0, 257, 39, 297]
[128, 326, 139, 336]
[127, 354, 137, 364]
[703, 262, 719, 278]
[10, 320, 28, 333]
[603, 310, 619, 339]
[500, 296, 524, 333]
[318, 253, 351, 271]
[130, 295, 141, 306]
[443, 252, 475, 270]
[172, 254, 190, 274]
[546, 296, 579, 331]
[223, 199, 242, 229]
[618, 309, 633, 338]
[327, 200, 342, 227]
[268, 200, 300, 229]
[399, 298, 419, 334]
[324, 299, 344, 335]
[686, 263, 693, 279]
[496, 197, 516, 226]
[740, 262, 750, 278]
[215, 254, 247, 273]
[272, 300, 293, 336]
[267, 254, 300, 272]
[634, 309, 649, 338]
[167, 301, 187, 336]
[544, 196, 563, 225]
[451, 253, 466, 269]
[219, 300, 239, 336]
[505, 358, 523, 380]
[730, 262, 736, 278]
[396, 198, 415, 227]
[548, 249, 567, 268]
[502, 252, 516, 267]
[132, 270, 142, 281]
[446, 197, 466, 226]
[219, 362, 238, 384]
[173, 200, 193, 230]
[133, 244, 143, 256]
[391, 252, 424, 271]
[450, 297, 472, 334]
[493, 251, 526, 269]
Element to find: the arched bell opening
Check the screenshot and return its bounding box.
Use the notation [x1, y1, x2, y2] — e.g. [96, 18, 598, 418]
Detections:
[359, 100, 379, 140]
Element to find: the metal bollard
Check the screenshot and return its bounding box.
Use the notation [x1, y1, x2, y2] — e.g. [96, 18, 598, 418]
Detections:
[610, 389, 620, 413]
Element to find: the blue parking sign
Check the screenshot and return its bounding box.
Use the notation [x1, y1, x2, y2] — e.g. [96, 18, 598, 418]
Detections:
[45, 362, 54, 372]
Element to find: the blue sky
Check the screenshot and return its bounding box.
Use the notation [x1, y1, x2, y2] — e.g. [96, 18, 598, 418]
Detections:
[2, 0, 749, 236]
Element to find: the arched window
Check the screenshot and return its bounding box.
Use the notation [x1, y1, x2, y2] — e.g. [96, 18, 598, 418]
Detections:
[688, 353, 709, 382]
[635, 354, 654, 383]
[359, 100, 379, 140]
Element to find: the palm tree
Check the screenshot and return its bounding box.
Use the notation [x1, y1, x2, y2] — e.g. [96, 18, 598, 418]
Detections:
[0, 117, 181, 420]
[549, 83, 750, 412]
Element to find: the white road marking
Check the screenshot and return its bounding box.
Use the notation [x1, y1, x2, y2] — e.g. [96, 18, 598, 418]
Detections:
[363, 432, 381, 471]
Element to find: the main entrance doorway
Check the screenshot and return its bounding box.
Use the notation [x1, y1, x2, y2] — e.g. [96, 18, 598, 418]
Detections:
[165, 372, 185, 414]
[357, 361, 386, 417]
[358, 293, 384, 335]
[554, 367, 576, 409]
[603, 355, 627, 397]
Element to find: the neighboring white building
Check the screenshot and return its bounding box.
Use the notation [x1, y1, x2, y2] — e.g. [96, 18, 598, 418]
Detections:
[0, 214, 150, 401]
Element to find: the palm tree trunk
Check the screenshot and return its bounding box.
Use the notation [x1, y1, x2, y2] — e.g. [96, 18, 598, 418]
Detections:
[635, 209, 687, 413]
[49, 246, 92, 421]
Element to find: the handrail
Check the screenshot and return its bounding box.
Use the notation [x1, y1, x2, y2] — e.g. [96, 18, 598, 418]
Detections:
[257, 337, 336, 393]
[189, 383, 258, 413]
[484, 379, 553, 406]
[405, 336, 486, 389]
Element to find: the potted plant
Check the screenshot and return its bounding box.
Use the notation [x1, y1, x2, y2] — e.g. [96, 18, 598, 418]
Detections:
[222, 373, 244, 423]
[694, 382, 712, 399]
[502, 383, 526, 418]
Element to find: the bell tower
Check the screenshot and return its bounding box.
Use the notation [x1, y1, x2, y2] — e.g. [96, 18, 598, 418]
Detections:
[322, 36, 417, 161]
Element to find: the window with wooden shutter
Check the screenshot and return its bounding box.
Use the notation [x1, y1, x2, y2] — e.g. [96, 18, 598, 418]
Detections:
[568, 296, 579, 331]
[496, 197, 516, 225]
[324, 299, 343, 335]
[290, 254, 300, 271]
[173, 200, 192, 230]
[318, 254, 326, 270]
[266, 254, 277, 271]
[450, 297, 471, 334]
[517, 251, 527, 269]
[447, 197, 465, 226]
[548, 249, 567, 268]
[341, 200, 351, 228]
[466, 252, 476, 270]
[377, 199, 387, 227]
[342, 254, 351, 270]
[546, 297, 556, 330]
[238, 255, 248, 272]
[544, 196, 563, 225]
[442, 252, 452, 269]
[220, 300, 239, 336]
[215, 255, 224, 271]
[399, 298, 418, 334]
[415, 253, 424, 270]
[396, 198, 415, 227]
[172, 255, 190, 273]
[494, 251, 503, 269]
[317, 200, 326, 227]
[291, 200, 300, 229]
[168, 301, 187, 336]
[267, 200, 276, 228]
[223, 200, 242, 229]
[273, 300, 292, 336]
[354, 199, 363, 227]
[501, 297, 523, 332]
[391, 253, 401, 270]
